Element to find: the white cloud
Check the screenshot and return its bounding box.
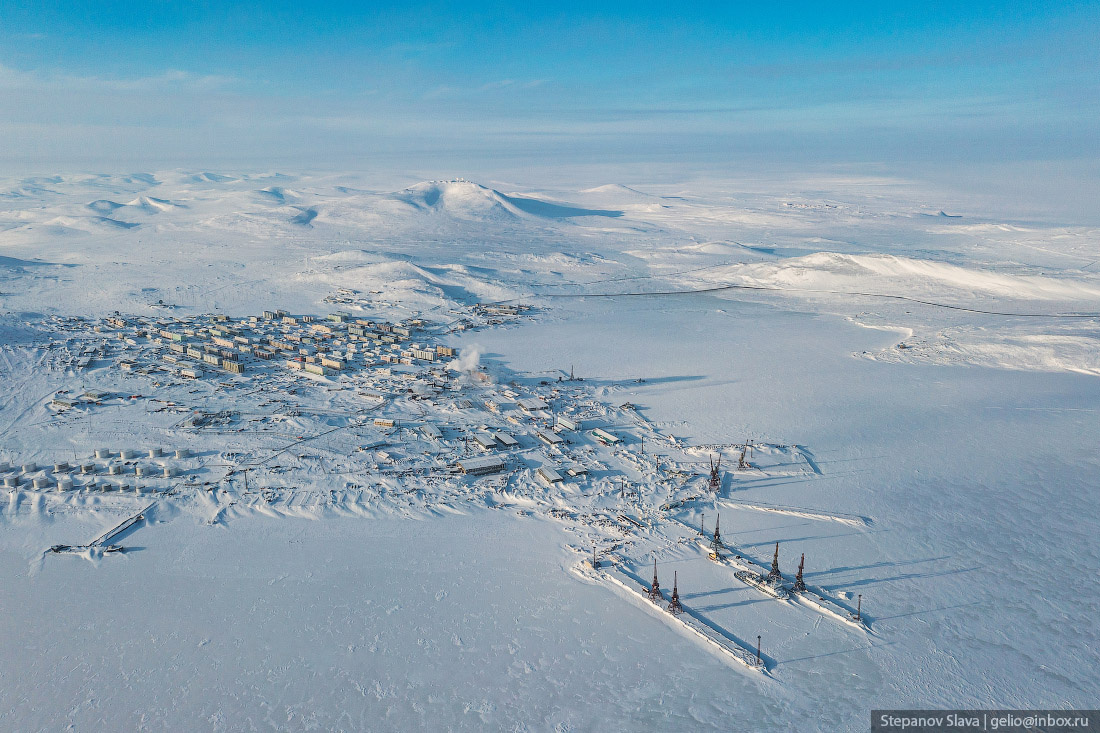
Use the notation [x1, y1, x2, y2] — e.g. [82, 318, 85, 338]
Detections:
[0, 64, 236, 93]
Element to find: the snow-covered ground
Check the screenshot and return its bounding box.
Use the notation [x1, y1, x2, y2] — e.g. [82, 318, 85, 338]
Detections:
[0, 171, 1097, 730]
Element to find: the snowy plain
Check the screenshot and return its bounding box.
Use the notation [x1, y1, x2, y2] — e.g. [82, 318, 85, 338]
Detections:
[0, 171, 1098, 731]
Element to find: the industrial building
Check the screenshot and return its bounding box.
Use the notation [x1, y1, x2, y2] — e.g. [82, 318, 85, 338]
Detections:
[590, 428, 621, 446]
[535, 428, 564, 446]
[557, 416, 580, 431]
[536, 466, 563, 485]
[455, 456, 506, 476]
[472, 433, 498, 451]
[517, 397, 549, 413]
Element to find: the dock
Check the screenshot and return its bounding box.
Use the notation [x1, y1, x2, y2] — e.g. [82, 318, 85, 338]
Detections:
[575, 560, 767, 673]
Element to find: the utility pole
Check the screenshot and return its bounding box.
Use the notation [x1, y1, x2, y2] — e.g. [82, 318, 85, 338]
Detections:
[856, 594, 862, 622]
[756, 635, 762, 665]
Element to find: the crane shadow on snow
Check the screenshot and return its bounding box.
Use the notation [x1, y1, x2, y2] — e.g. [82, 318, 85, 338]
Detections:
[723, 521, 819, 537]
[781, 640, 895, 666]
[829, 564, 981, 590]
[726, 475, 831, 492]
[681, 584, 745, 601]
[740, 530, 866, 548]
[873, 600, 982, 622]
[696, 598, 769, 613]
[805, 556, 951, 579]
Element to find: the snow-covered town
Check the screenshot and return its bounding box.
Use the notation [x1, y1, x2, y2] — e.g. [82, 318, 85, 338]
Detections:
[7, 301, 879, 675]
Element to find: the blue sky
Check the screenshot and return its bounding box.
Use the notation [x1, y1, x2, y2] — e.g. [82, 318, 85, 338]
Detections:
[0, 1, 1096, 174]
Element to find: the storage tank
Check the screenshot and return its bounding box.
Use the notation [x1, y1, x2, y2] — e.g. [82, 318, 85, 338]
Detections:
[57, 477, 73, 492]
[94, 448, 111, 459]
[108, 464, 122, 476]
[21, 462, 37, 473]
[175, 448, 190, 459]
[3, 475, 19, 488]
[163, 466, 176, 478]
[148, 447, 163, 458]
[81, 463, 96, 474]
[119, 449, 135, 460]
[54, 462, 70, 473]
[32, 476, 50, 489]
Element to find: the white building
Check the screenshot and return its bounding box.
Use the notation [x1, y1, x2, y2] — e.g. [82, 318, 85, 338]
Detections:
[535, 429, 564, 446]
[473, 433, 498, 451]
[456, 456, 506, 476]
[517, 397, 549, 413]
[536, 466, 563, 485]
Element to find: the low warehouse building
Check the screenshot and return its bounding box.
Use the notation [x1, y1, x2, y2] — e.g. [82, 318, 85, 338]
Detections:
[517, 397, 549, 413]
[590, 428, 621, 446]
[535, 429, 564, 446]
[473, 433, 498, 451]
[456, 456, 506, 476]
[536, 466, 563, 485]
